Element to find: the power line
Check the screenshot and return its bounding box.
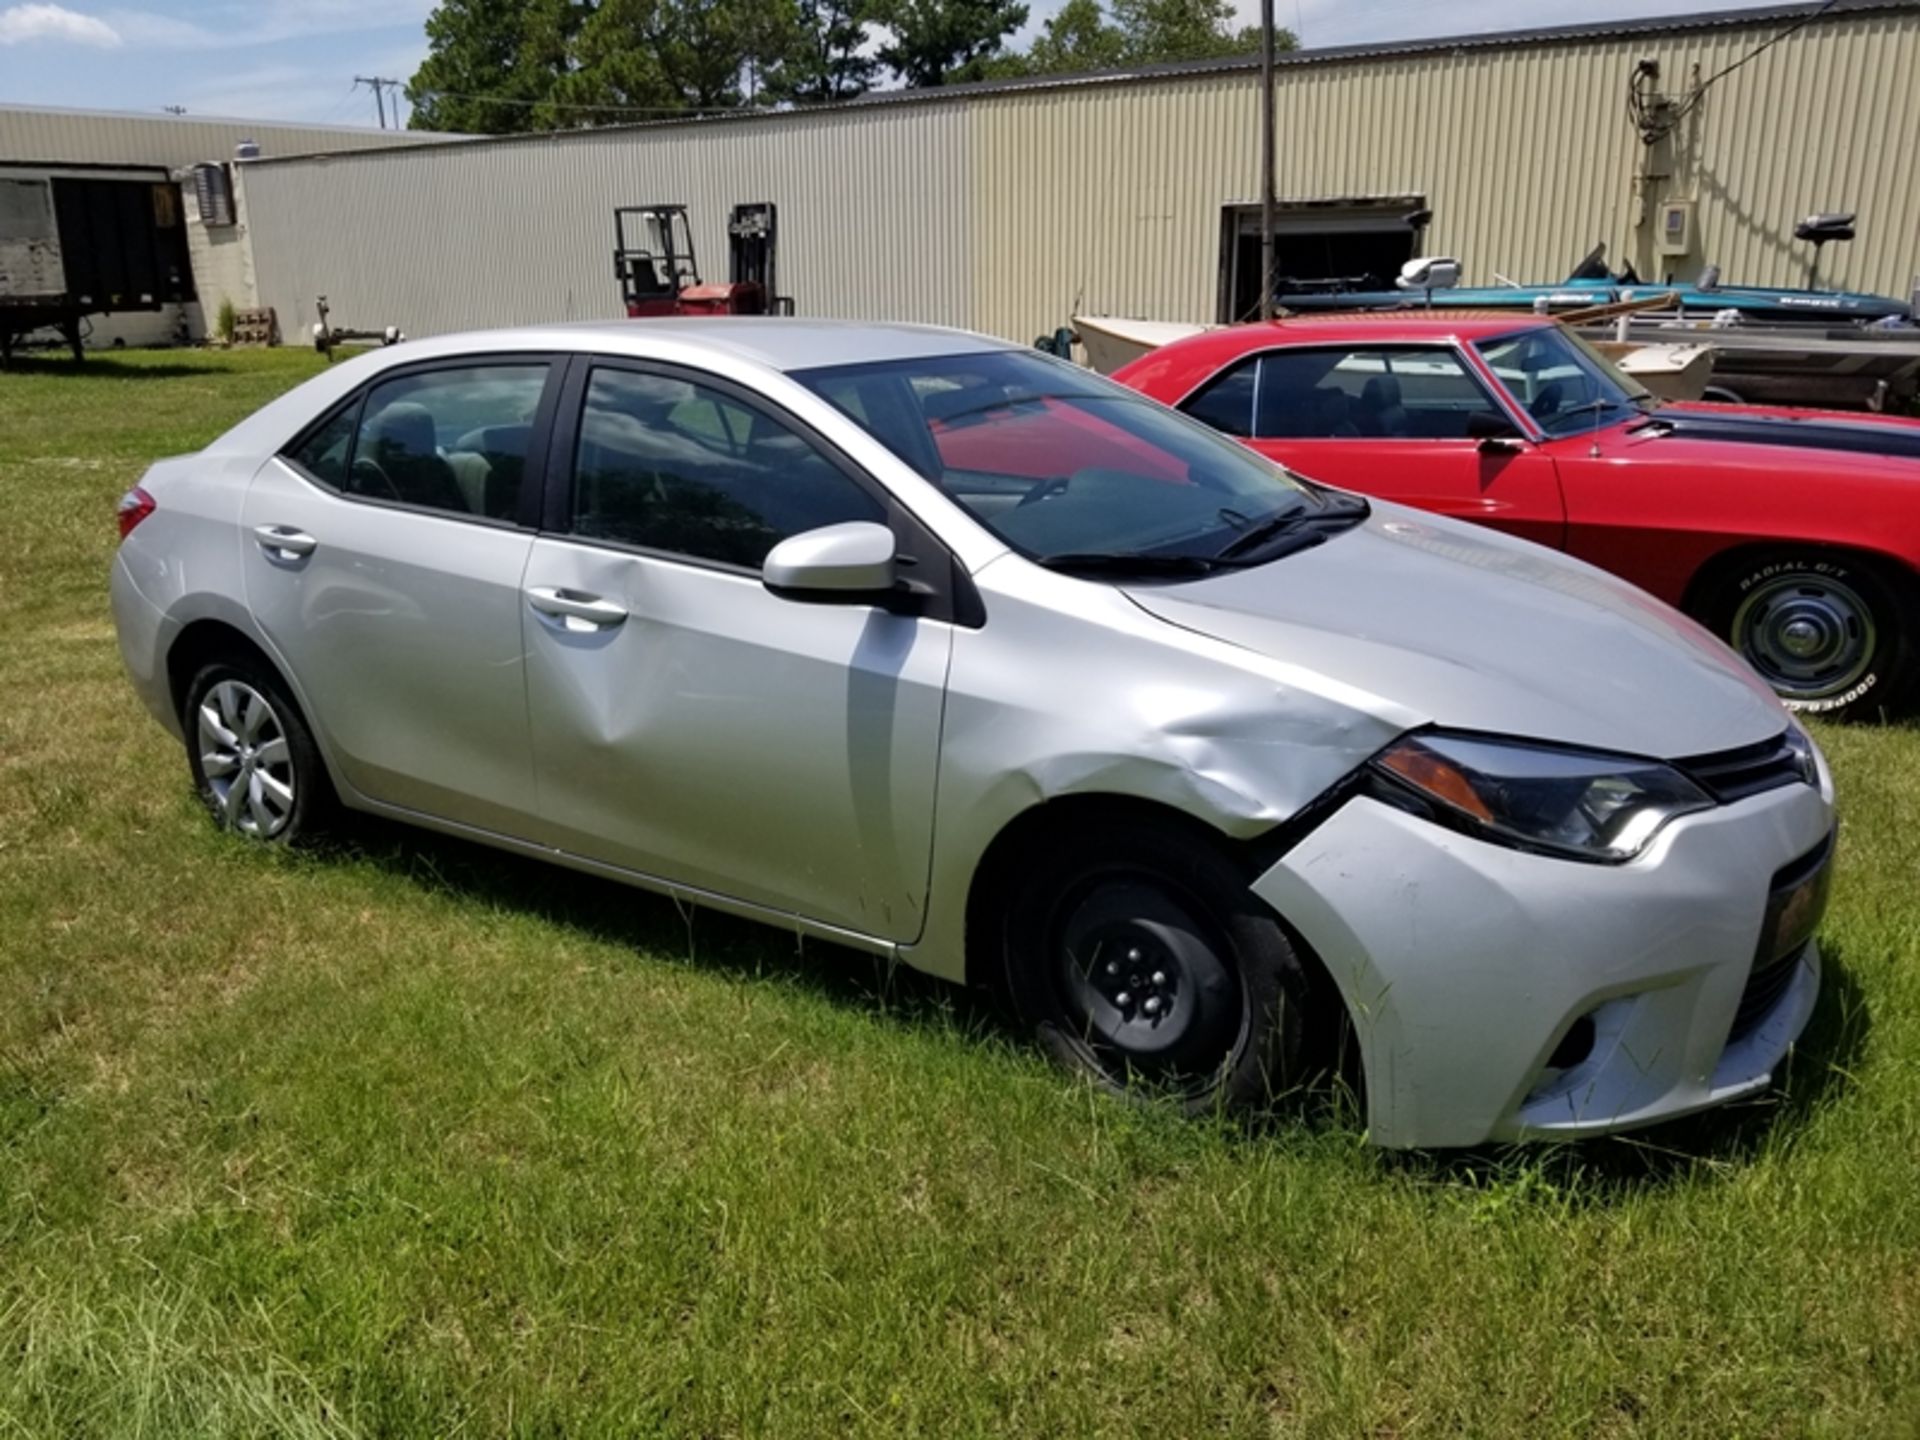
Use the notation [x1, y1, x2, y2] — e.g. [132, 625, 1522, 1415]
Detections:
[1630, 0, 1841, 142]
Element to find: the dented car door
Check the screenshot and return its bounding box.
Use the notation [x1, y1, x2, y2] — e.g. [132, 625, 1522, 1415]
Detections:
[520, 359, 951, 941]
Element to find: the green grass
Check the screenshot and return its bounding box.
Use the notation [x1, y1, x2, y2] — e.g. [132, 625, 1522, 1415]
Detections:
[4, 348, 1920, 1437]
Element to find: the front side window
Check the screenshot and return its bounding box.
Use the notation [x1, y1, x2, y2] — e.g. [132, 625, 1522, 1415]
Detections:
[571, 368, 884, 569]
[798, 349, 1332, 567]
[1476, 327, 1652, 435]
[1237, 347, 1509, 440]
[346, 364, 549, 520]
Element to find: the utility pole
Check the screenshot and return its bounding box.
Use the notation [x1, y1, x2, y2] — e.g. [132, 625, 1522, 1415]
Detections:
[354, 76, 403, 129]
[1258, 0, 1277, 320]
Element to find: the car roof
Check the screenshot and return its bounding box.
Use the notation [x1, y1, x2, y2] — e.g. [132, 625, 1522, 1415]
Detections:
[1258, 311, 1551, 342]
[1115, 311, 1554, 383]
[386, 318, 1018, 374]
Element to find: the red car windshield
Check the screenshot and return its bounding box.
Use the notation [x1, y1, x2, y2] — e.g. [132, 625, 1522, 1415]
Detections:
[796, 349, 1327, 566]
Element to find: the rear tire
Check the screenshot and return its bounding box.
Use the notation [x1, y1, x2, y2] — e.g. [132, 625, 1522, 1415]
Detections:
[999, 819, 1324, 1113]
[1702, 551, 1916, 720]
[182, 658, 331, 843]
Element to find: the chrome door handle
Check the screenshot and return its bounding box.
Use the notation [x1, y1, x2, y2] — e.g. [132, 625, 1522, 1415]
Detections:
[253, 525, 317, 560]
[526, 586, 628, 629]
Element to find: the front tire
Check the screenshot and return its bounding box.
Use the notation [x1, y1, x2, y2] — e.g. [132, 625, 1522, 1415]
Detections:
[1000, 820, 1322, 1113]
[1703, 551, 1915, 720]
[182, 659, 329, 843]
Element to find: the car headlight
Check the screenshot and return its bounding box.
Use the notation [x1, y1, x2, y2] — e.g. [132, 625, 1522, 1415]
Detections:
[1370, 731, 1714, 863]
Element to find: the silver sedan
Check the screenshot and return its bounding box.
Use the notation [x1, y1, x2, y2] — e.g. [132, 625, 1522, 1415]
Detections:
[110, 320, 1835, 1148]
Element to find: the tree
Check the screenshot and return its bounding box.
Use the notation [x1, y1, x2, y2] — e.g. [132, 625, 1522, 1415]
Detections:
[1013, 0, 1125, 75]
[988, 0, 1292, 79]
[1111, 0, 1283, 62]
[565, 0, 761, 112]
[878, 0, 1029, 86]
[761, 0, 882, 103]
[408, 0, 579, 133]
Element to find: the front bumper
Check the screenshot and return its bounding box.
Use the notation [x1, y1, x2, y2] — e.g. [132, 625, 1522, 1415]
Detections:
[1254, 777, 1833, 1148]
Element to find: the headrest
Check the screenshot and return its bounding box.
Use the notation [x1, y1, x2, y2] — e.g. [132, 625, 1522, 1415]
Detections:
[1361, 374, 1402, 409]
[366, 401, 436, 457]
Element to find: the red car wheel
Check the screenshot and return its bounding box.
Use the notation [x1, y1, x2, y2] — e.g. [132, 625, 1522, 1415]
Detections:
[1711, 553, 1915, 720]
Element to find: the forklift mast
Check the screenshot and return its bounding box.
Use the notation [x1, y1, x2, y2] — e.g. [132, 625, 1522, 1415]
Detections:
[728, 203, 792, 315]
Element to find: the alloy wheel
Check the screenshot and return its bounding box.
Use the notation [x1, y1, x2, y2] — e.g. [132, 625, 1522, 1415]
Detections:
[197, 679, 297, 839]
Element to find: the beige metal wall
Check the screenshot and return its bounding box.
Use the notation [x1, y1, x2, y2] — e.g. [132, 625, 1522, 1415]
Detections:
[0, 106, 421, 168]
[243, 105, 973, 341]
[967, 6, 1920, 340]
[231, 4, 1920, 347]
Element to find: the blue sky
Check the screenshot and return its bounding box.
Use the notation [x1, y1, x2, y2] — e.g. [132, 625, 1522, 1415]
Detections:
[0, 0, 1794, 127]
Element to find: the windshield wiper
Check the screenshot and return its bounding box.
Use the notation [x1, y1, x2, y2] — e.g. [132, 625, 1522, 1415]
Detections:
[1039, 552, 1228, 579]
[1213, 493, 1369, 562]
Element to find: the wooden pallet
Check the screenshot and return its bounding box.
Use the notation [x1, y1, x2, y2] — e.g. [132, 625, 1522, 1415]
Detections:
[231, 307, 279, 347]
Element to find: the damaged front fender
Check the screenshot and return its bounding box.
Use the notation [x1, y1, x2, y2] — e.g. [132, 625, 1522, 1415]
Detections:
[900, 564, 1419, 982]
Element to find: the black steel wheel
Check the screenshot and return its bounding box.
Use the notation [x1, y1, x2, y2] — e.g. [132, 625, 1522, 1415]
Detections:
[1702, 551, 1915, 720]
[1001, 818, 1323, 1112]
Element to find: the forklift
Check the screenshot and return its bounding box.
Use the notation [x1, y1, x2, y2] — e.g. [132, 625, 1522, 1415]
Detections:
[613, 203, 793, 317]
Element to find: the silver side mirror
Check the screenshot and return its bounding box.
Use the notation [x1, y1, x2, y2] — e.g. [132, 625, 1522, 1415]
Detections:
[762, 520, 897, 599]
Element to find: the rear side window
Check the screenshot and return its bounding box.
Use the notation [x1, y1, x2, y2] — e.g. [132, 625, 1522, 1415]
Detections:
[349, 365, 549, 520]
[1181, 359, 1257, 437]
[571, 367, 884, 569]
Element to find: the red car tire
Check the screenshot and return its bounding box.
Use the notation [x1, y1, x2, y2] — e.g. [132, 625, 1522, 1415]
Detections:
[1704, 550, 1916, 720]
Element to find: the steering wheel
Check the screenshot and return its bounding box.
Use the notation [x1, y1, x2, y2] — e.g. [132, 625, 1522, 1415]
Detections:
[348, 455, 401, 502]
[1527, 382, 1566, 421]
[1018, 475, 1072, 507]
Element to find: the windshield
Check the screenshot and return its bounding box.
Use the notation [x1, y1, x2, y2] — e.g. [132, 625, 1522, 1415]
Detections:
[1475, 326, 1653, 436]
[794, 349, 1340, 567]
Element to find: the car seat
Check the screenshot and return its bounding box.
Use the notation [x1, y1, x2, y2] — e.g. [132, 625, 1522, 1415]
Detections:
[359, 402, 467, 512]
[1356, 375, 1409, 437]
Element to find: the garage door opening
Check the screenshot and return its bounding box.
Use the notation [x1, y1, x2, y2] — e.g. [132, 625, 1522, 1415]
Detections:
[1218, 195, 1429, 323]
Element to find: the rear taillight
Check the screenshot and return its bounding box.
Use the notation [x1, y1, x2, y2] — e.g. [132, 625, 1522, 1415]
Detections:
[116, 485, 155, 540]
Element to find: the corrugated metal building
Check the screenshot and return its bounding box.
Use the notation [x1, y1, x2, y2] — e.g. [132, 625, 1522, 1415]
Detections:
[0, 105, 423, 170]
[107, 0, 1920, 345]
[0, 105, 423, 347]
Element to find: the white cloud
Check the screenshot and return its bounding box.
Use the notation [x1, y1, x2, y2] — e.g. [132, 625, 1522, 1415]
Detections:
[1250, 0, 1793, 47]
[0, 2, 120, 45]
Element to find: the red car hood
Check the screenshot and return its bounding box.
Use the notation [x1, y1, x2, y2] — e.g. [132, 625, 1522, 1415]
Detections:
[1643, 403, 1920, 462]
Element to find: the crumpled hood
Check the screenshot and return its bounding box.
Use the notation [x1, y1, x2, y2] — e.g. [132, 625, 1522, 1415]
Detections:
[1127, 505, 1788, 759]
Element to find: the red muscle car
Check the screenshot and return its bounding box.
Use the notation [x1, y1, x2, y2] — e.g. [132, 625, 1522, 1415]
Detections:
[1114, 314, 1920, 719]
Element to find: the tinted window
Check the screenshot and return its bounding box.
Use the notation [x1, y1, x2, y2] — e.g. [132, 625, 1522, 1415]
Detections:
[347, 365, 548, 519]
[285, 404, 356, 487]
[572, 368, 884, 569]
[798, 350, 1325, 565]
[1181, 359, 1256, 437]
[1253, 348, 1505, 440]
